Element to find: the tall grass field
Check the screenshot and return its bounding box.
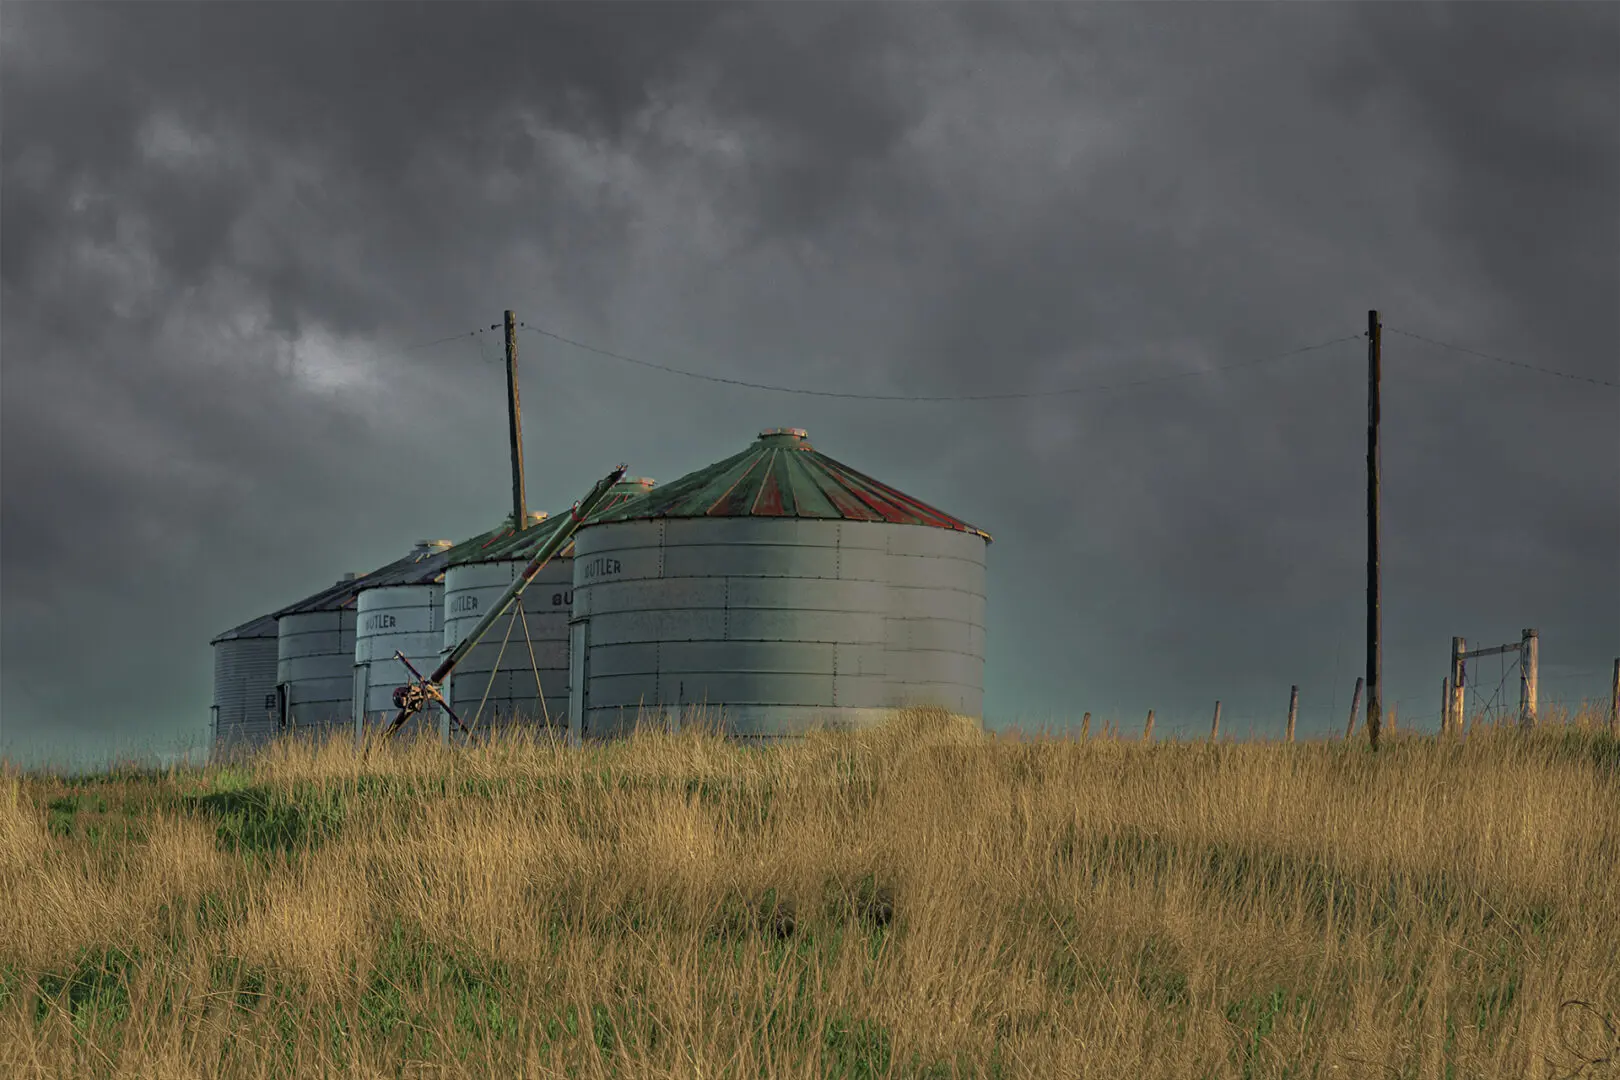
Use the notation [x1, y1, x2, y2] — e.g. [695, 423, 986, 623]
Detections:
[3, 707, 1617, 1078]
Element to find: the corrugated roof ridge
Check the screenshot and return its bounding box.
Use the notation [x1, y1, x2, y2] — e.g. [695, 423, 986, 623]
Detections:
[706, 451, 770, 517]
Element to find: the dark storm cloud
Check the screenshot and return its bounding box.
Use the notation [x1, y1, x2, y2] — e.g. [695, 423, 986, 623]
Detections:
[2, 2, 1615, 764]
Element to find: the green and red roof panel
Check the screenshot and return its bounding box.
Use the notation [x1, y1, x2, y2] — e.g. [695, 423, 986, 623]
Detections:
[447, 477, 658, 566]
[587, 429, 991, 541]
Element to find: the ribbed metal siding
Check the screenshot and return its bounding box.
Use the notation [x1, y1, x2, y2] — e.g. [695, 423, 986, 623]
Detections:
[277, 610, 356, 736]
[571, 518, 898, 739]
[354, 583, 443, 739]
[212, 635, 280, 757]
[442, 559, 572, 735]
[885, 526, 987, 716]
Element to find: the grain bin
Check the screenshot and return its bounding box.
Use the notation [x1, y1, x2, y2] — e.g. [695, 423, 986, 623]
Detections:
[441, 479, 657, 737]
[209, 612, 279, 759]
[273, 573, 367, 741]
[568, 429, 990, 741]
[351, 540, 454, 740]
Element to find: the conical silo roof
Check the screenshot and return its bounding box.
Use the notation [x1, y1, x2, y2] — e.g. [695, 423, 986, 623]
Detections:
[448, 477, 658, 567]
[585, 429, 991, 541]
[210, 611, 279, 645]
[273, 539, 457, 616]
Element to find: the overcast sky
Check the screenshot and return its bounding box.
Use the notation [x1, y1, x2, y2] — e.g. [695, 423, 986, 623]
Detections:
[2, 2, 1616, 767]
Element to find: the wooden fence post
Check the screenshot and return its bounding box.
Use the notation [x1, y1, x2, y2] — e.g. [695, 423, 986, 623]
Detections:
[1286, 686, 1298, 743]
[1210, 701, 1222, 743]
[1450, 637, 1467, 738]
[1519, 629, 1539, 728]
[1441, 678, 1452, 737]
[1609, 661, 1618, 738]
[1080, 712, 1091, 740]
[1345, 677, 1364, 740]
[1143, 710, 1155, 742]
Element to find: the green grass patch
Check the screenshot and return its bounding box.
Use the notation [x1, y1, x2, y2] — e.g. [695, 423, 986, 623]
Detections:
[33, 946, 137, 1037]
[185, 783, 345, 856]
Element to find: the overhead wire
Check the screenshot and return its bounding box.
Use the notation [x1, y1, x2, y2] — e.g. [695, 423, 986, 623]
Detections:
[401, 319, 1614, 398]
[517, 323, 1364, 401]
[1384, 326, 1619, 389]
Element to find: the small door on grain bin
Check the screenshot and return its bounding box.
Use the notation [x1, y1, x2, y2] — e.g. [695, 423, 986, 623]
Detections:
[568, 619, 589, 746]
[352, 664, 369, 743]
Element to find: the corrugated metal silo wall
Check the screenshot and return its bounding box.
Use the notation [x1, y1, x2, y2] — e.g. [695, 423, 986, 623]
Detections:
[354, 584, 443, 740]
[442, 559, 572, 736]
[884, 526, 988, 717]
[212, 636, 280, 759]
[570, 518, 895, 740]
[277, 610, 356, 740]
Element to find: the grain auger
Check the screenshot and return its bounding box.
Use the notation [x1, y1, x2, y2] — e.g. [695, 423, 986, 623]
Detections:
[379, 463, 628, 741]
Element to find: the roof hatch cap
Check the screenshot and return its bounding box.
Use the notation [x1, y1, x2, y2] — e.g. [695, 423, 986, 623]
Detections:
[757, 427, 811, 448]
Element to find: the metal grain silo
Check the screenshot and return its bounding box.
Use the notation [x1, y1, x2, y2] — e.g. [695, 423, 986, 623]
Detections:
[568, 429, 990, 742]
[273, 572, 368, 740]
[441, 479, 657, 737]
[351, 540, 454, 740]
[209, 613, 279, 760]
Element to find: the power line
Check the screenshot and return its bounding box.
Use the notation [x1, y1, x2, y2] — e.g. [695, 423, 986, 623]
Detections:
[402, 326, 498, 353]
[519, 323, 1363, 401]
[1384, 327, 1619, 389]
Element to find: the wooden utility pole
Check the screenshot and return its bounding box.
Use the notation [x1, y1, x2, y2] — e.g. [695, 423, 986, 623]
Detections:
[1345, 676, 1364, 740]
[1143, 710, 1155, 742]
[1210, 701, 1222, 743]
[1518, 628, 1539, 728]
[1366, 310, 1383, 752]
[504, 310, 528, 530]
[1286, 686, 1298, 742]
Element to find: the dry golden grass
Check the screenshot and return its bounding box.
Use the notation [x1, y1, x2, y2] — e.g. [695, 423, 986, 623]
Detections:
[1, 706, 1617, 1079]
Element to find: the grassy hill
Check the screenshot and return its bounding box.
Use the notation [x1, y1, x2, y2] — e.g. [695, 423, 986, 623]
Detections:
[3, 707, 1617, 1078]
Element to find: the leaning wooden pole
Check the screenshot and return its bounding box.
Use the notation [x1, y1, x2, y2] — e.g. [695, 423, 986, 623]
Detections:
[1286, 685, 1299, 743]
[1143, 710, 1155, 743]
[1344, 677, 1364, 740]
[1210, 701, 1222, 743]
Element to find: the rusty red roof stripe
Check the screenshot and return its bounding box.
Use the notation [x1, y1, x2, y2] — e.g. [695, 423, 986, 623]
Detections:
[825, 459, 962, 532]
[752, 452, 787, 516]
[817, 459, 933, 526]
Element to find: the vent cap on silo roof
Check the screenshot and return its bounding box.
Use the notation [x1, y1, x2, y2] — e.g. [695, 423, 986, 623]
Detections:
[757, 427, 811, 447]
[584, 430, 991, 540]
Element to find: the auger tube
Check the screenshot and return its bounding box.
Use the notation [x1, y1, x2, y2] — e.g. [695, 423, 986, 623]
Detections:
[382, 463, 628, 738]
